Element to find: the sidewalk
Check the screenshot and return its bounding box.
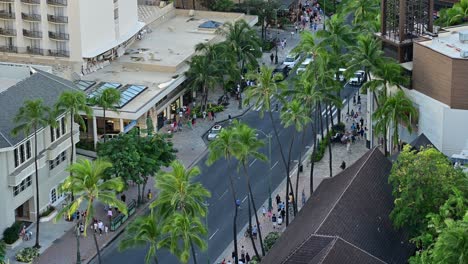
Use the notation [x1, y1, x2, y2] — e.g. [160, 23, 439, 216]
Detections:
[215, 90, 369, 263]
[4, 26, 300, 264]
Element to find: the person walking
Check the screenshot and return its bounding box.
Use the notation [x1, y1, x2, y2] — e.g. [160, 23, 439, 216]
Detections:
[107, 208, 113, 223]
[340, 160, 346, 170]
[262, 205, 266, 217]
[246, 252, 251, 263]
[98, 220, 104, 236]
[147, 189, 152, 200]
[272, 214, 277, 229]
[236, 198, 242, 210]
[270, 53, 274, 64]
[275, 194, 281, 205]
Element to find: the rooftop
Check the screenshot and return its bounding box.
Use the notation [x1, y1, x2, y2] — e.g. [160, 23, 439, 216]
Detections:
[417, 25, 468, 59]
[0, 63, 52, 93]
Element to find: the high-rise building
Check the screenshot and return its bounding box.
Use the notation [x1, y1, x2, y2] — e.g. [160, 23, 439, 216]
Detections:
[0, 0, 144, 64]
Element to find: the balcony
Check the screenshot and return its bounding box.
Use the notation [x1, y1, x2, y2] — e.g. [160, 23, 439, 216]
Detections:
[47, 0, 67, 6]
[0, 45, 17, 53]
[21, 13, 41, 22]
[47, 14, 68, 23]
[26, 46, 43, 55]
[0, 11, 15, 20]
[48, 49, 69, 57]
[0, 0, 14, 2]
[0, 28, 16, 37]
[23, 29, 42, 39]
[48, 31, 69, 41]
[20, 0, 40, 4]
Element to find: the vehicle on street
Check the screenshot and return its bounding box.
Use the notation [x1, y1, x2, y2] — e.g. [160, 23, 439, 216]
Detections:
[272, 64, 291, 82]
[207, 124, 222, 141]
[296, 57, 313, 75]
[338, 68, 347, 82]
[349, 70, 366, 85]
[282, 53, 301, 68]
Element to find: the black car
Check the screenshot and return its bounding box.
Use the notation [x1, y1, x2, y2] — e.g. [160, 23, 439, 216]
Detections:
[272, 64, 291, 82]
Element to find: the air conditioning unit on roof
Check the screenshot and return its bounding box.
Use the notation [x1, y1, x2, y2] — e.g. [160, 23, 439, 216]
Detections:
[461, 49, 468, 58]
[459, 31, 468, 42]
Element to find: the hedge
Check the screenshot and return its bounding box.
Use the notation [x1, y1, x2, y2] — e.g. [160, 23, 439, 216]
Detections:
[15, 247, 39, 263]
[264, 231, 281, 252]
[3, 222, 22, 244]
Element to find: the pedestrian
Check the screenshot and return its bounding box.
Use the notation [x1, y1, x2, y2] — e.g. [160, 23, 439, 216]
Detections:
[221, 258, 226, 264]
[192, 117, 195, 126]
[212, 110, 216, 119]
[236, 199, 241, 210]
[121, 194, 126, 203]
[276, 194, 281, 205]
[262, 205, 266, 217]
[302, 189, 306, 206]
[177, 120, 182, 131]
[98, 220, 104, 236]
[295, 24, 298, 33]
[203, 111, 207, 120]
[228, 114, 232, 123]
[252, 225, 258, 239]
[147, 189, 152, 200]
[93, 221, 98, 233]
[357, 95, 361, 104]
[346, 139, 351, 153]
[360, 117, 364, 127]
[246, 252, 251, 263]
[208, 111, 212, 121]
[105, 225, 109, 235]
[79, 222, 85, 235]
[240, 245, 245, 256]
[270, 53, 274, 64]
[272, 213, 277, 229]
[76, 210, 80, 221]
[277, 215, 283, 226]
[107, 208, 113, 223]
[281, 208, 286, 219]
[340, 160, 346, 170]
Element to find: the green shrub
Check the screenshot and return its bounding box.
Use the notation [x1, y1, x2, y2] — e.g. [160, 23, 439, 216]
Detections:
[3, 222, 22, 244]
[264, 231, 281, 252]
[40, 205, 55, 218]
[76, 139, 95, 151]
[192, 104, 225, 118]
[331, 122, 345, 134]
[15, 247, 39, 263]
[312, 135, 330, 162]
[262, 40, 275, 52]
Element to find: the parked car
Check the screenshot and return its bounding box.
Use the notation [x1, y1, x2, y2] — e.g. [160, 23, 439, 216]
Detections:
[296, 57, 313, 75]
[282, 53, 301, 68]
[207, 125, 222, 141]
[338, 68, 347, 82]
[349, 70, 366, 85]
[272, 64, 291, 82]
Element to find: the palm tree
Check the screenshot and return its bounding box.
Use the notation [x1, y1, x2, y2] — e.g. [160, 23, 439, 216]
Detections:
[341, 0, 380, 30]
[280, 100, 311, 214]
[55, 90, 93, 167]
[186, 55, 220, 112]
[346, 34, 384, 85]
[232, 121, 267, 258]
[56, 159, 127, 264]
[206, 128, 241, 264]
[436, 0, 468, 26]
[159, 212, 207, 264]
[90, 88, 121, 143]
[119, 209, 163, 264]
[12, 99, 57, 249]
[0, 240, 6, 264]
[150, 160, 211, 219]
[373, 90, 417, 154]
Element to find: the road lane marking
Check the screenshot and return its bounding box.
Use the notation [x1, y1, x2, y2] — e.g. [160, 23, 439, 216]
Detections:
[271, 161, 279, 170]
[249, 159, 257, 167]
[242, 195, 248, 203]
[209, 228, 219, 240]
[218, 189, 228, 200]
[342, 98, 346, 104]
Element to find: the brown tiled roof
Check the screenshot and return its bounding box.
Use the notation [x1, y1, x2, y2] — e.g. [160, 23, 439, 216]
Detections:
[261, 148, 414, 264]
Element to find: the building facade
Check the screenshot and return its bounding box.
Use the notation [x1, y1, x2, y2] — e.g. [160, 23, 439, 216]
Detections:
[0, 0, 143, 65]
[0, 64, 80, 235]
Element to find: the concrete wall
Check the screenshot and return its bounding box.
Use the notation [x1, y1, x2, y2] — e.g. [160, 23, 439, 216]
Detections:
[118, 0, 139, 39]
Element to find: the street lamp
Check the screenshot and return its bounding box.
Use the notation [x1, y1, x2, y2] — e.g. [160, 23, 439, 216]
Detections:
[274, 9, 279, 65]
[256, 129, 273, 212]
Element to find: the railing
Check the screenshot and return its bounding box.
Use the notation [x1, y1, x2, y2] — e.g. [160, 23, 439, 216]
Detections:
[23, 29, 42, 38]
[0, 28, 16, 37]
[0, 11, 15, 19]
[48, 49, 69, 57]
[47, 14, 68, 23]
[21, 13, 41, 21]
[0, 45, 17, 53]
[0, 0, 14, 3]
[48, 31, 69, 40]
[110, 199, 137, 231]
[26, 46, 44, 55]
[20, 0, 40, 4]
[47, 0, 67, 6]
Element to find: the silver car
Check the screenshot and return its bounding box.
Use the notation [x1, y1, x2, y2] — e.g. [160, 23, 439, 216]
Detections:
[207, 125, 222, 141]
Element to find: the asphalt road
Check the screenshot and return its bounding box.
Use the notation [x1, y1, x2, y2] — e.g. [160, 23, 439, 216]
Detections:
[95, 79, 360, 264]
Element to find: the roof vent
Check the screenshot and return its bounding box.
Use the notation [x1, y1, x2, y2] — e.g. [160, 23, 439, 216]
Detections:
[459, 31, 468, 43]
[460, 50, 468, 58]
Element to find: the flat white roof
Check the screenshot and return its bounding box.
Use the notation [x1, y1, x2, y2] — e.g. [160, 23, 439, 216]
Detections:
[418, 25, 468, 59]
[0, 63, 52, 93]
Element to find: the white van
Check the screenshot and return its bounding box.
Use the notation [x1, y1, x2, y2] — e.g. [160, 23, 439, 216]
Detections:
[283, 53, 301, 68]
[296, 57, 313, 74]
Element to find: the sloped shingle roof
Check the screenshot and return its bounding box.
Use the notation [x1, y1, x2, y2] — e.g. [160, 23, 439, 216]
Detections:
[0, 69, 79, 148]
[261, 148, 414, 264]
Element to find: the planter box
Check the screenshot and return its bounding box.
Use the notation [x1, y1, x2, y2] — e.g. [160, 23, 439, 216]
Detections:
[40, 210, 57, 222]
[5, 237, 22, 250]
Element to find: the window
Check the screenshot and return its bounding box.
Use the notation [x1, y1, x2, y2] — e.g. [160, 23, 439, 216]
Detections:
[60, 151, 66, 162]
[14, 139, 33, 168]
[61, 118, 66, 135]
[49, 160, 55, 170]
[13, 175, 32, 196]
[50, 126, 55, 142]
[49, 151, 67, 171]
[114, 8, 119, 20]
[50, 117, 67, 143]
[50, 188, 57, 204]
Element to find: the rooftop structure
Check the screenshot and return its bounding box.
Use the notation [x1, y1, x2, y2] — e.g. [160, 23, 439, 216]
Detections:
[417, 27, 468, 59]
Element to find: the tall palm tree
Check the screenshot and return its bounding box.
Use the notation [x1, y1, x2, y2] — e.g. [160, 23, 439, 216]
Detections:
[119, 209, 163, 264]
[90, 88, 121, 143]
[341, 0, 380, 30]
[186, 55, 220, 111]
[12, 99, 57, 249]
[159, 212, 207, 264]
[207, 128, 241, 264]
[55, 90, 93, 167]
[233, 121, 267, 258]
[346, 34, 384, 85]
[0, 240, 6, 264]
[150, 161, 211, 219]
[373, 90, 417, 154]
[280, 100, 311, 214]
[56, 159, 127, 264]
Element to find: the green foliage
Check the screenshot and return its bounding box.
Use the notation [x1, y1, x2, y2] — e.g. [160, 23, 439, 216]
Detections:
[389, 146, 468, 237]
[2, 222, 22, 244]
[15, 247, 39, 263]
[211, 0, 233, 12]
[76, 139, 95, 151]
[192, 104, 224, 118]
[0, 240, 6, 264]
[264, 232, 281, 252]
[261, 40, 275, 52]
[331, 122, 345, 134]
[435, 0, 468, 26]
[312, 135, 330, 162]
[40, 205, 56, 218]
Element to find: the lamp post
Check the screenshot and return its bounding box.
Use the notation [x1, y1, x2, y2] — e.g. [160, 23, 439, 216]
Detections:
[256, 129, 273, 212]
[275, 9, 279, 65]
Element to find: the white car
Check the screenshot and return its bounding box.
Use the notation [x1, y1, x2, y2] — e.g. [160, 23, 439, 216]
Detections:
[207, 125, 222, 141]
[338, 68, 347, 82]
[349, 70, 366, 85]
[282, 53, 301, 68]
[296, 57, 313, 75]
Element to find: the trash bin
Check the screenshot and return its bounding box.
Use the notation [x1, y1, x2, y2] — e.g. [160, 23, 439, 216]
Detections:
[299, 164, 303, 172]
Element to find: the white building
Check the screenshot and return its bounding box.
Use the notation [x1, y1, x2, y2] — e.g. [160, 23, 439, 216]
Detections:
[0, 0, 143, 66]
[0, 63, 80, 235]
